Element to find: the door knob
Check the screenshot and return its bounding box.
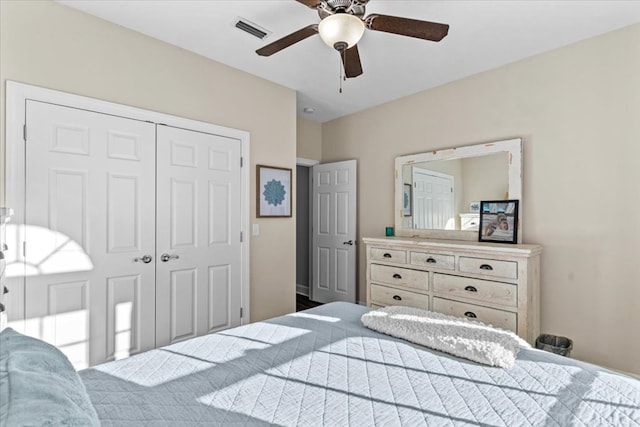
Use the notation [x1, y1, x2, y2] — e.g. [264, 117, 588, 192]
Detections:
[133, 255, 153, 263]
[160, 253, 180, 262]
[343, 240, 354, 246]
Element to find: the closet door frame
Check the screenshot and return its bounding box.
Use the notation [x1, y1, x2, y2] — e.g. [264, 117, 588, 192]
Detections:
[5, 80, 251, 331]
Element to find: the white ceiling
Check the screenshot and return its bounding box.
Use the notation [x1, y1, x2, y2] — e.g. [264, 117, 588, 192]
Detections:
[57, 0, 640, 123]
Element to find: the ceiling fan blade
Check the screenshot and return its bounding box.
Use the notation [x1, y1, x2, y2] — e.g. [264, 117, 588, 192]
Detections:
[341, 44, 363, 78]
[365, 14, 449, 42]
[256, 24, 319, 56]
[296, 0, 322, 8]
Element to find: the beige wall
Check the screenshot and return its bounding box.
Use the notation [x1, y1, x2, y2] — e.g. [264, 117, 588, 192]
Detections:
[0, 0, 297, 322]
[296, 116, 322, 161]
[323, 24, 640, 375]
[460, 152, 508, 209]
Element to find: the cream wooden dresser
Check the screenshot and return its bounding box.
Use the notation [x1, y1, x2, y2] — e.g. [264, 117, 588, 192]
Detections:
[363, 237, 543, 344]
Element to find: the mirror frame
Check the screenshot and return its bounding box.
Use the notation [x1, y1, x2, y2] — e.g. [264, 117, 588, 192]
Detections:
[394, 138, 523, 243]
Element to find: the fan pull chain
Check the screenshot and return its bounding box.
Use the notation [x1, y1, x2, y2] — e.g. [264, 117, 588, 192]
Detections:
[343, 49, 347, 82]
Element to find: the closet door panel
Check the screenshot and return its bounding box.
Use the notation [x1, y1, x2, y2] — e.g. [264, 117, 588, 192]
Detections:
[156, 125, 242, 347]
[24, 101, 156, 368]
[106, 274, 144, 361]
[170, 178, 198, 249]
[169, 268, 197, 342]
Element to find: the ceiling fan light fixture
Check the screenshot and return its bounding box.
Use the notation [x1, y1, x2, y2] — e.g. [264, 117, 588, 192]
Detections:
[318, 13, 365, 51]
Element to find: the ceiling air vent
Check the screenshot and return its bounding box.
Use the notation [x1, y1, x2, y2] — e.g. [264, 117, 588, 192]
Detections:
[234, 18, 271, 40]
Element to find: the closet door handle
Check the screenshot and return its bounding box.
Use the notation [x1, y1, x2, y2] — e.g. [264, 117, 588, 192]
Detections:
[161, 253, 180, 262]
[464, 286, 478, 293]
[479, 264, 493, 271]
[392, 274, 402, 279]
[133, 255, 153, 264]
[343, 240, 354, 246]
[392, 295, 402, 301]
[426, 257, 437, 264]
[464, 311, 477, 319]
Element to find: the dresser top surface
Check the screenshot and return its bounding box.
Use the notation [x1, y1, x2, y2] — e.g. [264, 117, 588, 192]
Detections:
[362, 236, 543, 256]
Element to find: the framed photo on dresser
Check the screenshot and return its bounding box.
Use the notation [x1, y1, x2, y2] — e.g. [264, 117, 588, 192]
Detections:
[478, 200, 518, 244]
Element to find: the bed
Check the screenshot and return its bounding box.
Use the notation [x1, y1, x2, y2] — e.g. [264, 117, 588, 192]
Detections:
[2, 302, 640, 426]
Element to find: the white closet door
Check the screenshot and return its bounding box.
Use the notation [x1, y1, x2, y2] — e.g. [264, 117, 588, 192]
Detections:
[155, 125, 242, 347]
[24, 100, 156, 368]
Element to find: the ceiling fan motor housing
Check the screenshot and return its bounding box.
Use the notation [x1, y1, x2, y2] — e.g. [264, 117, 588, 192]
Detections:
[320, 0, 366, 18]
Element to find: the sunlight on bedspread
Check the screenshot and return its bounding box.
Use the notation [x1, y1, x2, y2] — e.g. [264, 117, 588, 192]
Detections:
[89, 322, 312, 387]
[288, 312, 341, 323]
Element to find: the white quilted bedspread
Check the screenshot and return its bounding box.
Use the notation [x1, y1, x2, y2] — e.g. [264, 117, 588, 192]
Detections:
[80, 302, 640, 426]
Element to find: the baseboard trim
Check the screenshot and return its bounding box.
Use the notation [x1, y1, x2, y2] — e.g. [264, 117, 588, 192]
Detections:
[296, 285, 309, 297]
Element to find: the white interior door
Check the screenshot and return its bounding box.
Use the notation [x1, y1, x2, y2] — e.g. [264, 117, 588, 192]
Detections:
[155, 125, 242, 347]
[413, 168, 454, 230]
[311, 160, 357, 304]
[23, 100, 156, 368]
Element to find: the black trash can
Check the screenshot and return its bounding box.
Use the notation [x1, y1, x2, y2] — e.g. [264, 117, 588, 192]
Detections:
[535, 334, 573, 357]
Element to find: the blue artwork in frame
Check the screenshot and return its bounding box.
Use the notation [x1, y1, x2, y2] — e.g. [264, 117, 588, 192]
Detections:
[403, 183, 412, 217]
[257, 165, 292, 217]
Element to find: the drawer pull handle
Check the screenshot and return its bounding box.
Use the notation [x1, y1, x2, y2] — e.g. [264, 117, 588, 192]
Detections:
[383, 253, 392, 258]
[479, 264, 493, 271]
[392, 274, 402, 279]
[464, 286, 478, 293]
[393, 295, 402, 301]
[464, 311, 477, 319]
[426, 257, 437, 264]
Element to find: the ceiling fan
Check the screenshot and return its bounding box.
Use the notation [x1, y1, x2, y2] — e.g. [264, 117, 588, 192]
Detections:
[256, 0, 449, 79]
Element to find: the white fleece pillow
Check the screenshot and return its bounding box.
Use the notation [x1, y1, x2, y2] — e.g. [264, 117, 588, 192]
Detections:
[361, 305, 530, 368]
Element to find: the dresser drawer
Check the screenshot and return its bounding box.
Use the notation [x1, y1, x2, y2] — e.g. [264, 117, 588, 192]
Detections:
[432, 297, 517, 333]
[410, 252, 455, 270]
[433, 274, 517, 307]
[370, 248, 407, 264]
[370, 284, 429, 309]
[460, 213, 480, 231]
[370, 264, 428, 291]
[459, 257, 518, 280]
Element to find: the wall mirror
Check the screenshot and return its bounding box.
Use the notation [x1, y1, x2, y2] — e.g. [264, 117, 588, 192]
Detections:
[394, 138, 522, 242]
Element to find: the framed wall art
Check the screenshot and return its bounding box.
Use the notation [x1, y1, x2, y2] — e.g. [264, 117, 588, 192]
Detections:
[257, 165, 292, 218]
[478, 200, 519, 244]
[402, 184, 413, 216]
[403, 183, 412, 217]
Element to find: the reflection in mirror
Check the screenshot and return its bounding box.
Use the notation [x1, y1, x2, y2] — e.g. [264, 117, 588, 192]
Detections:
[402, 152, 509, 231]
[395, 138, 522, 242]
